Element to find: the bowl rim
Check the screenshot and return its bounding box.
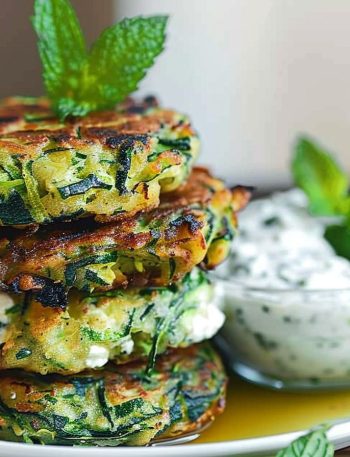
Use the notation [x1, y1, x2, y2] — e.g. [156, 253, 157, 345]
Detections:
[211, 274, 350, 294]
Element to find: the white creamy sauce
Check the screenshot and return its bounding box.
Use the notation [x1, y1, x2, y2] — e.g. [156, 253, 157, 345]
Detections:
[219, 189, 350, 289]
[219, 189, 350, 382]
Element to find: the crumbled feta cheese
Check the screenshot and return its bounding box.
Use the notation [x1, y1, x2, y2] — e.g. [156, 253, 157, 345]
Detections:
[85, 345, 109, 368]
[120, 336, 134, 355]
[182, 300, 225, 343]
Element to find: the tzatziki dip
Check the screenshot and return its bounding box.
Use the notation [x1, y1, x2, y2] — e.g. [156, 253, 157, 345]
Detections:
[217, 189, 350, 388]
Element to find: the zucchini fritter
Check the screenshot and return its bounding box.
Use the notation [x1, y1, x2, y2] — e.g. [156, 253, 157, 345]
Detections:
[0, 167, 250, 307]
[0, 269, 224, 375]
[0, 343, 226, 446]
[0, 96, 199, 226]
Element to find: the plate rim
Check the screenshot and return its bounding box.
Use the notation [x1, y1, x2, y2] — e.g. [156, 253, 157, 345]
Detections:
[1, 422, 350, 457]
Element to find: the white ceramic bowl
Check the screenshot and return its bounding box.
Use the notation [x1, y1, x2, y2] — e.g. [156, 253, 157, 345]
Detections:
[216, 279, 350, 390]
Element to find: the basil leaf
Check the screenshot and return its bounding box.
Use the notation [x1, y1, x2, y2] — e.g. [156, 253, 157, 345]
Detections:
[292, 137, 349, 215]
[276, 430, 334, 457]
[84, 16, 168, 110]
[32, 0, 87, 115]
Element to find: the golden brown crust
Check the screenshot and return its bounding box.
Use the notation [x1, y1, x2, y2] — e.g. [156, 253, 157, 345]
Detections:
[0, 343, 227, 446]
[231, 185, 255, 212]
[0, 269, 216, 375]
[0, 96, 195, 157]
[0, 96, 200, 226]
[0, 167, 248, 303]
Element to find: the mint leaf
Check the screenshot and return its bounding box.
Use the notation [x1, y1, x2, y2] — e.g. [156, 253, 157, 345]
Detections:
[276, 429, 334, 457]
[84, 16, 168, 111]
[54, 98, 92, 119]
[324, 224, 350, 260]
[32, 0, 167, 119]
[32, 0, 87, 114]
[292, 137, 349, 215]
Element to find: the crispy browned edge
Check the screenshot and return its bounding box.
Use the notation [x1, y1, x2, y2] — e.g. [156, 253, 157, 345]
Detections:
[0, 96, 194, 160]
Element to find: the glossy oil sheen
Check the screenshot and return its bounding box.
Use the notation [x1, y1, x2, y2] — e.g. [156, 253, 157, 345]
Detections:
[197, 376, 350, 443]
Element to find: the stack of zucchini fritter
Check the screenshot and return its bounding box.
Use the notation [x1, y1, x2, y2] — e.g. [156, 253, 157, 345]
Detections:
[0, 96, 247, 446]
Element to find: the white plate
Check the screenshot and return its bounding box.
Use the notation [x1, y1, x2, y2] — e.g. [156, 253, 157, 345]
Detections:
[1, 420, 350, 457]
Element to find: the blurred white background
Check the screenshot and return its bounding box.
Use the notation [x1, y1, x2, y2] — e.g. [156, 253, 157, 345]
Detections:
[2, 1, 350, 188]
[116, 0, 350, 187]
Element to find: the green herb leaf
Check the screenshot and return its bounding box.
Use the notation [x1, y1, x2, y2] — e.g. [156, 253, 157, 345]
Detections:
[276, 429, 334, 457]
[324, 223, 350, 260]
[84, 16, 168, 111]
[292, 137, 350, 215]
[32, 0, 167, 119]
[32, 0, 87, 112]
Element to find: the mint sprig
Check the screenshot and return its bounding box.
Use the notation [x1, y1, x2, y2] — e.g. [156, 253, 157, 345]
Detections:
[32, 0, 167, 119]
[292, 136, 350, 260]
[276, 429, 334, 457]
[292, 137, 350, 216]
[324, 224, 350, 260]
